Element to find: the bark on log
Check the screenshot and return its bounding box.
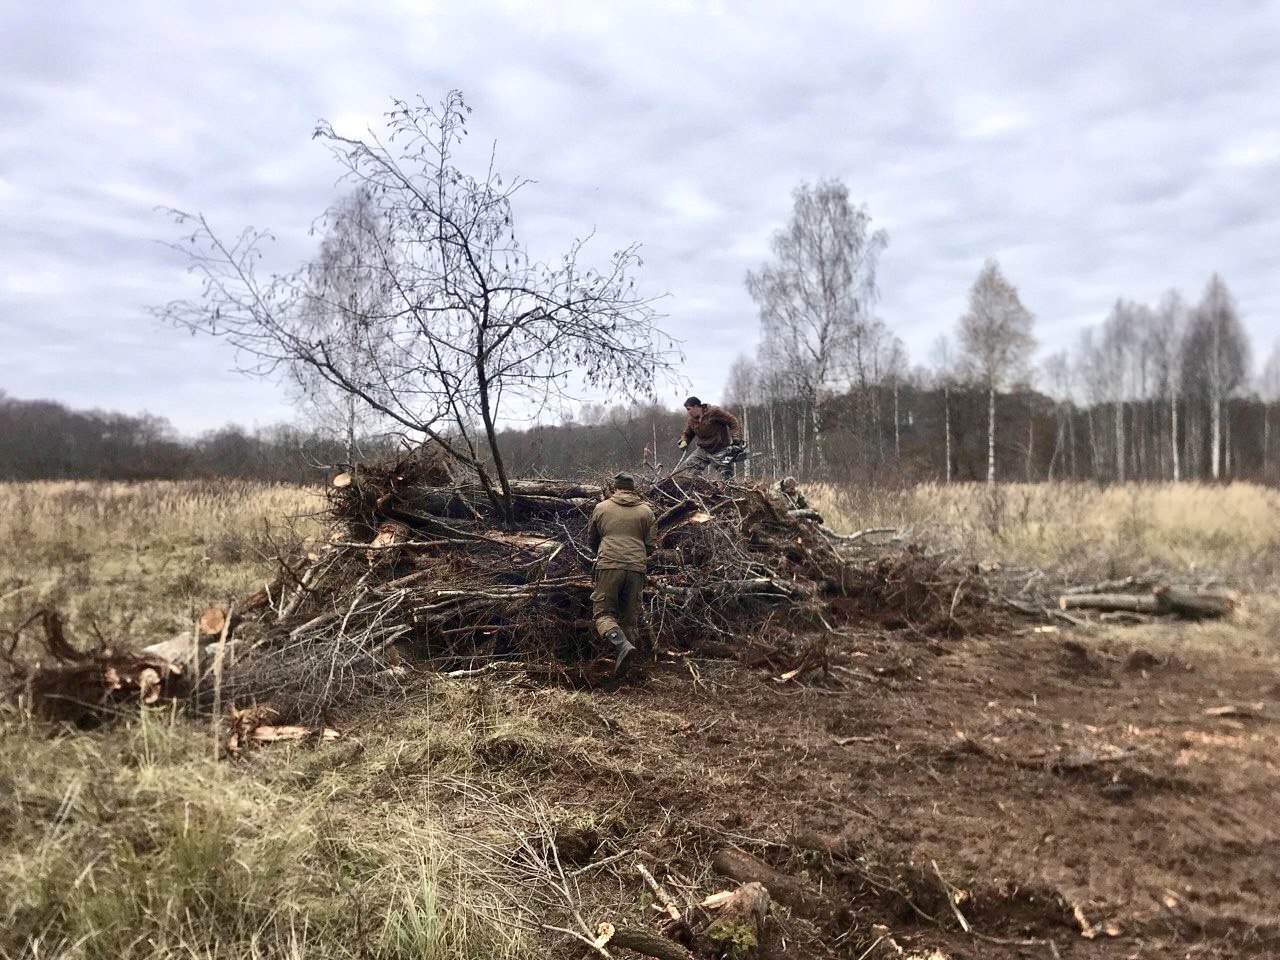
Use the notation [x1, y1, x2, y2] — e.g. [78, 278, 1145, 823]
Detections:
[608, 927, 694, 960]
[1059, 587, 1233, 619]
[1153, 586, 1235, 619]
[1059, 593, 1160, 614]
[791, 830, 860, 860]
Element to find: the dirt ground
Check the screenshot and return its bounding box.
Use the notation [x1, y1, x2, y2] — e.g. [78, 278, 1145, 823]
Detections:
[408, 620, 1280, 959]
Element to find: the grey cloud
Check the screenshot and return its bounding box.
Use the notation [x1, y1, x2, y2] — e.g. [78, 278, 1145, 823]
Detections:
[2, 0, 1278, 429]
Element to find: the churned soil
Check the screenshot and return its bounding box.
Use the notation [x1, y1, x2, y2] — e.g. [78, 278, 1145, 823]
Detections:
[501, 623, 1280, 959]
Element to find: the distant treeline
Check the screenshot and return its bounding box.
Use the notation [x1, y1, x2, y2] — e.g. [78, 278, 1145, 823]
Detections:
[498, 387, 1280, 486]
[0, 393, 393, 483]
[3, 387, 1277, 486]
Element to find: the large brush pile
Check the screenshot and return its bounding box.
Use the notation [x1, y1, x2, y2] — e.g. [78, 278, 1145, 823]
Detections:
[201, 449, 991, 718]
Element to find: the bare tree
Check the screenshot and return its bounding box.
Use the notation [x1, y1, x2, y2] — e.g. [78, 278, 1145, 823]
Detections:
[1041, 349, 1072, 481]
[1182, 274, 1250, 480]
[1150, 290, 1187, 481]
[1099, 299, 1134, 482]
[956, 258, 1037, 485]
[158, 92, 676, 524]
[930, 335, 957, 483]
[723, 353, 759, 477]
[883, 335, 908, 459]
[746, 179, 887, 473]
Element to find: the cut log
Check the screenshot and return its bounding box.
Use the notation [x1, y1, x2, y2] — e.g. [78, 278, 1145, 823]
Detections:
[25, 653, 182, 723]
[701, 882, 770, 959]
[1059, 587, 1234, 619]
[366, 521, 410, 565]
[792, 830, 860, 860]
[1062, 575, 1159, 596]
[1059, 594, 1160, 614]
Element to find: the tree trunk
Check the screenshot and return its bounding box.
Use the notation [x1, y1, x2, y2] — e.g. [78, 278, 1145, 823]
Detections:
[893, 382, 900, 459]
[1114, 400, 1125, 483]
[475, 352, 515, 526]
[712, 849, 845, 928]
[1211, 390, 1222, 480]
[986, 384, 996, 485]
[1265, 405, 1272, 483]
[1025, 398, 1035, 482]
[943, 385, 952, 483]
[1048, 405, 1064, 481]
[1068, 404, 1078, 479]
[1086, 406, 1100, 482]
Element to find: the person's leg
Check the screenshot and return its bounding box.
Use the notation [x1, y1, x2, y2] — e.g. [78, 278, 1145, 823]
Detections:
[592, 568, 636, 673]
[591, 568, 624, 636]
[675, 446, 714, 476]
[619, 571, 646, 648]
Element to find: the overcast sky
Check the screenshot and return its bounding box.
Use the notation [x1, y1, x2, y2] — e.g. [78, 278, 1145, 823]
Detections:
[1, 0, 1277, 433]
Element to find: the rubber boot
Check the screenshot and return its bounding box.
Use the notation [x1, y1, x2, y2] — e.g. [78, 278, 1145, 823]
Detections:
[602, 626, 636, 676]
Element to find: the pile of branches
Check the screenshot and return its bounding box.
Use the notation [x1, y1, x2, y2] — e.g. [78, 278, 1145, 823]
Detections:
[163, 450, 992, 720]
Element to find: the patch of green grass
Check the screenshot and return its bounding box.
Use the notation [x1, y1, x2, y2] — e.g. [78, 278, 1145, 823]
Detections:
[0, 705, 536, 960]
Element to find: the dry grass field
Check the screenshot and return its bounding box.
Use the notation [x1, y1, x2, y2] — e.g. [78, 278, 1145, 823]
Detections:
[807, 481, 1280, 587]
[2, 480, 1278, 959]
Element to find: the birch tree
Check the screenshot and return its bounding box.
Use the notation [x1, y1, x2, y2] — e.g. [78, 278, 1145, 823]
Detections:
[1099, 300, 1134, 482]
[746, 179, 887, 473]
[930, 335, 956, 482]
[1182, 274, 1250, 480]
[1150, 290, 1187, 481]
[290, 188, 394, 459]
[1041, 349, 1072, 480]
[956, 259, 1037, 485]
[723, 353, 759, 476]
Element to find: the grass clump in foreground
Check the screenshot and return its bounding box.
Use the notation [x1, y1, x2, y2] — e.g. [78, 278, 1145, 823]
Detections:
[0, 696, 538, 960]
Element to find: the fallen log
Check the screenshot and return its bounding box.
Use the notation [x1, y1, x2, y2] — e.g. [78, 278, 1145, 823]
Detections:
[608, 926, 694, 960]
[1059, 593, 1160, 614]
[1153, 586, 1235, 619]
[1062, 575, 1160, 596]
[25, 654, 181, 722]
[712, 848, 847, 928]
[1059, 586, 1233, 619]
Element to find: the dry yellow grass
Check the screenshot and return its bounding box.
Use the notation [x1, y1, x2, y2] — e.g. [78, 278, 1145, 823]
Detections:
[0, 480, 325, 647]
[808, 481, 1280, 587]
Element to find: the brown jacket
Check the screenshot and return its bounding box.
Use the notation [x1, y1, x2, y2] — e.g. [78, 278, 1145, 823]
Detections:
[681, 404, 741, 452]
[588, 491, 656, 572]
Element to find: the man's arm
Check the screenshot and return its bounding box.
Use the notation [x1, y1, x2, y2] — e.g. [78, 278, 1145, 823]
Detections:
[681, 414, 696, 444]
[588, 507, 603, 555]
[643, 509, 656, 556]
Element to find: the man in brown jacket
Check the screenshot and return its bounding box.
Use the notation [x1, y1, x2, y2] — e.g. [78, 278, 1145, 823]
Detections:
[675, 396, 743, 478]
[588, 473, 655, 675]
